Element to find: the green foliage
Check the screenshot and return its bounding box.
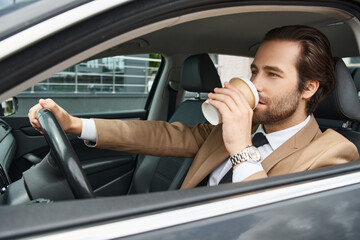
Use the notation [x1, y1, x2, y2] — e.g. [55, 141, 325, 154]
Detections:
[149, 53, 161, 75]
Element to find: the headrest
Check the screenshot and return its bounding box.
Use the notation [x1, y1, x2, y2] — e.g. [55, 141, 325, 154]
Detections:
[352, 68, 360, 91]
[181, 54, 222, 92]
[314, 58, 360, 122]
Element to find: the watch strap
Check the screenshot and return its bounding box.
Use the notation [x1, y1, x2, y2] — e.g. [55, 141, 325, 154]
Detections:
[229, 145, 261, 166]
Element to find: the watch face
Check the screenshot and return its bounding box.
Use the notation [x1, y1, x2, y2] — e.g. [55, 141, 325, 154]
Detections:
[248, 146, 261, 163]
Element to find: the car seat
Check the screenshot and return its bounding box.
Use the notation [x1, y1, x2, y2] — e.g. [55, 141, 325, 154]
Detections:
[128, 54, 222, 194]
[351, 68, 360, 97]
[314, 57, 360, 152]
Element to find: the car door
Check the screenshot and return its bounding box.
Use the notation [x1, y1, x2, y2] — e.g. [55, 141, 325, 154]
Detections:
[2, 0, 360, 239]
[1, 53, 163, 197]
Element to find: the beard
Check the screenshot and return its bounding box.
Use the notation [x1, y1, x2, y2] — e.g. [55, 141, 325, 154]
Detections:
[252, 88, 301, 125]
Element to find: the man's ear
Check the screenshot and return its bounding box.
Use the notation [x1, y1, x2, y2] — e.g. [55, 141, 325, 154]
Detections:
[302, 80, 319, 100]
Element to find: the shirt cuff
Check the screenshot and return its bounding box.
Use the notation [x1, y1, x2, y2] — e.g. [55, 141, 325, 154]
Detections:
[232, 162, 264, 182]
[79, 118, 97, 143]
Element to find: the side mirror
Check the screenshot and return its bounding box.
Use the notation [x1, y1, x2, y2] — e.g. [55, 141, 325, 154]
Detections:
[0, 97, 18, 116]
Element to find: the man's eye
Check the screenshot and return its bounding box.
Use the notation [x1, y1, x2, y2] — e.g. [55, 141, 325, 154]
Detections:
[269, 72, 280, 77]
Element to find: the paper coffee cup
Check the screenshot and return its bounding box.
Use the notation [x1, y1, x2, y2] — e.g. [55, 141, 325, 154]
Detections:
[202, 77, 259, 125]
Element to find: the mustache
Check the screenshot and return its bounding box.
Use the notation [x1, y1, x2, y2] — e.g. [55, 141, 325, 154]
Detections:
[258, 94, 270, 104]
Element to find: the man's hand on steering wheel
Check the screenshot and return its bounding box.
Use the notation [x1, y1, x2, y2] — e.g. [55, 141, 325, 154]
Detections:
[28, 98, 82, 136]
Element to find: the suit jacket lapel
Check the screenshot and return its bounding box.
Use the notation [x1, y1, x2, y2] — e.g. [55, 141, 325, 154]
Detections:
[181, 125, 228, 189]
[262, 115, 321, 172]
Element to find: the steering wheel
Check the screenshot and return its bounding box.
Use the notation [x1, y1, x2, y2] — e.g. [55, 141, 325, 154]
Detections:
[37, 109, 95, 199]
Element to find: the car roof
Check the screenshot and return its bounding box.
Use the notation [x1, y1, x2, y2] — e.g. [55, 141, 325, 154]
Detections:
[1, 0, 359, 58]
[96, 7, 359, 58]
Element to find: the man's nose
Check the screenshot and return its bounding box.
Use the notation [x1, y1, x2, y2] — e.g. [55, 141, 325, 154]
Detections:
[251, 75, 263, 92]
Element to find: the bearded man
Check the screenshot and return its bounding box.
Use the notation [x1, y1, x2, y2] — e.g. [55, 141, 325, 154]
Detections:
[29, 25, 358, 189]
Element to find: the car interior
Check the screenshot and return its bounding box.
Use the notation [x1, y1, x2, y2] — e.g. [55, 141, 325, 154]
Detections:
[1, 1, 360, 202]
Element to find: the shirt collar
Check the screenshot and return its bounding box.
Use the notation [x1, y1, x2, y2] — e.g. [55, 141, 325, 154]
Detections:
[253, 115, 311, 151]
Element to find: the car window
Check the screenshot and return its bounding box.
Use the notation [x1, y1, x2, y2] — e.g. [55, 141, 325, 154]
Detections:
[210, 54, 253, 84]
[0, 0, 38, 15]
[14, 54, 162, 116]
[185, 54, 253, 99]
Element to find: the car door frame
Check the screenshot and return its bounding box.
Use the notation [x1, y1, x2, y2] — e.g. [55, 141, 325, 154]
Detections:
[1, 0, 360, 239]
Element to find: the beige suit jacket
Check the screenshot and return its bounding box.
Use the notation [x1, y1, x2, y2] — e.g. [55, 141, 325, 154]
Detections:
[87, 115, 359, 189]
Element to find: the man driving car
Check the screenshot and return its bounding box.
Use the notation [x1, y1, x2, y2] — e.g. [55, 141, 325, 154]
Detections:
[28, 25, 359, 189]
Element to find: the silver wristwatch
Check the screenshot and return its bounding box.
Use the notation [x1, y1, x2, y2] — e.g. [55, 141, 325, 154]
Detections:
[229, 145, 261, 165]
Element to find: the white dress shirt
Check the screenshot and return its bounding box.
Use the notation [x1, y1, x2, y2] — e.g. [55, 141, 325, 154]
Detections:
[208, 115, 311, 186]
[80, 118, 97, 143]
[79, 116, 311, 186]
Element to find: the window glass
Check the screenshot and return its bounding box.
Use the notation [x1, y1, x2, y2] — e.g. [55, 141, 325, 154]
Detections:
[215, 54, 253, 83]
[15, 54, 162, 116]
[185, 54, 253, 99]
[0, 0, 37, 14]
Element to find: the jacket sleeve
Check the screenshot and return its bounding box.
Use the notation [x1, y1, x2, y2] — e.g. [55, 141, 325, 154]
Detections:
[242, 171, 268, 181]
[305, 133, 359, 170]
[84, 119, 215, 158]
[240, 130, 359, 182]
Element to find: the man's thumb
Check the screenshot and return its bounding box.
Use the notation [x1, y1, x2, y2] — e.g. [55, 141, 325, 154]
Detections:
[39, 98, 47, 108]
[39, 98, 56, 111]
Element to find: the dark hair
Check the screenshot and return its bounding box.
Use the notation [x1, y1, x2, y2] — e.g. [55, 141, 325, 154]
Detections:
[264, 25, 335, 114]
